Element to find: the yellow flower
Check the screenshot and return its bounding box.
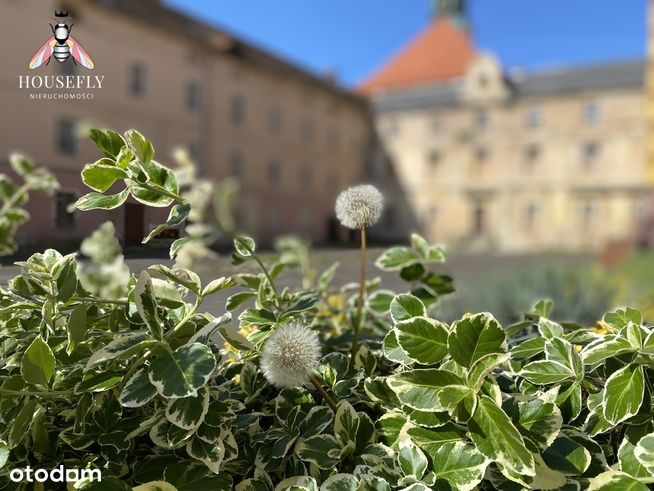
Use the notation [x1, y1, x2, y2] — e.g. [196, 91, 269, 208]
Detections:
[317, 293, 346, 322]
[590, 321, 614, 336]
[224, 324, 258, 357]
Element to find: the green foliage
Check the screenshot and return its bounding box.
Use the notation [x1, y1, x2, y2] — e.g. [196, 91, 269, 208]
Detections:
[1, 129, 654, 490]
[0, 154, 58, 256]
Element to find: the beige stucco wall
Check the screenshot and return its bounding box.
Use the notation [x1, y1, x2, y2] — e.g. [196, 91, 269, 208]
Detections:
[374, 61, 647, 252]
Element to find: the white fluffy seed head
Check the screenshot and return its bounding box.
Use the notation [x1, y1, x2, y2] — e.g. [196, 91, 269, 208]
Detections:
[335, 184, 384, 229]
[260, 323, 321, 388]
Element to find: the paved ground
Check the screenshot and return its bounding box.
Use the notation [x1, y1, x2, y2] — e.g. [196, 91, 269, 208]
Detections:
[0, 248, 591, 320]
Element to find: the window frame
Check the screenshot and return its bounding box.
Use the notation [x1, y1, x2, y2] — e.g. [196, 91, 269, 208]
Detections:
[55, 118, 77, 156]
[128, 62, 147, 97]
[186, 81, 202, 112]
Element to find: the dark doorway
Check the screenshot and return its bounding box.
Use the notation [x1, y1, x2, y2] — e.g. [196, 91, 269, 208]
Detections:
[327, 216, 340, 243]
[473, 202, 486, 236]
[125, 203, 145, 246]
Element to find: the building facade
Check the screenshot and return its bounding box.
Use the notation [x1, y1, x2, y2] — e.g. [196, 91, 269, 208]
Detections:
[1, 0, 371, 249]
[364, 1, 650, 252]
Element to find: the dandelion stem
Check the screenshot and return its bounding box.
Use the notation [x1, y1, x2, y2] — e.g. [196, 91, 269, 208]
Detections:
[350, 226, 367, 359]
[309, 374, 338, 412]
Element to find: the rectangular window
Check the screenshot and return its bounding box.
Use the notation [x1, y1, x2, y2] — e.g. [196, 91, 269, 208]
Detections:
[475, 110, 488, 131]
[475, 146, 489, 163]
[230, 150, 244, 177]
[267, 159, 281, 183]
[268, 206, 282, 232]
[385, 116, 400, 136]
[55, 191, 76, 228]
[526, 106, 542, 128]
[230, 95, 245, 124]
[56, 119, 77, 155]
[299, 166, 312, 189]
[268, 108, 282, 133]
[186, 81, 202, 112]
[524, 143, 541, 170]
[327, 128, 340, 148]
[427, 149, 441, 167]
[472, 202, 486, 236]
[582, 141, 600, 168]
[187, 143, 204, 169]
[524, 202, 539, 231]
[302, 118, 314, 141]
[584, 101, 600, 126]
[128, 63, 146, 97]
[580, 200, 597, 229]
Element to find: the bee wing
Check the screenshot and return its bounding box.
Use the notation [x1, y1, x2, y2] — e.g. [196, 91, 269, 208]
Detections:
[67, 36, 95, 69]
[29, 37, 56, 69]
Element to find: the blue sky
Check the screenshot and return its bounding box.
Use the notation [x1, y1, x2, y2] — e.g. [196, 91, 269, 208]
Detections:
[164, 0, 648, 88]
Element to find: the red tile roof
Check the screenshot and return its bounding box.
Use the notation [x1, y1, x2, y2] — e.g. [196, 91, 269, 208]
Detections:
[360, 17, 475, 93]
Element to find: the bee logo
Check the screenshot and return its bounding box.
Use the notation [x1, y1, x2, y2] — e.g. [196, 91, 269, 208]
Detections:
[29, 10, 94, 70]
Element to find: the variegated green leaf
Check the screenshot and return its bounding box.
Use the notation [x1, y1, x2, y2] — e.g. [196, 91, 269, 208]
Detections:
[394, 316, 448, 365]
[296, 434, 343, 470]
[430, 441, 489, 491]
[383, 330, 414, 365]
[186, 436, 224, 474]
[634, 433, 654, 476]
[274, 476, 318, 491]
[165, 386, 209, 430]
[398, 439, 428, 480]
[85, 332, 157, 371]
[520, 360, 575, 385]
[387, 369, 463, 411]
[468, 396, 535, 477]
[335, 401, 359, 452]
[542, 435, 592, 476]
[448, 313, 506, 368]
[603, 364, 644, 425]
[587, 470, 649, 490]
[320, 474, 358, 491]
[390, 294, 426, 323]
[119, 368, 157, 408]
[515, 398, 562, 448]
[148, 343, 216, 399]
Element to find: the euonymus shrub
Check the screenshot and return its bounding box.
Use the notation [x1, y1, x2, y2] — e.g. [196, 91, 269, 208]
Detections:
[0, 130, 653, 490]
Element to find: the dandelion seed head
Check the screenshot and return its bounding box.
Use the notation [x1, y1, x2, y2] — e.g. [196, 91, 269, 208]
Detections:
[260, 323, 321, 388]
[335, 184, 383, 229]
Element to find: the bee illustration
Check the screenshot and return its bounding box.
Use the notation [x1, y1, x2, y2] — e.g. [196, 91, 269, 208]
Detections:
[29, 10, 94, 70]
